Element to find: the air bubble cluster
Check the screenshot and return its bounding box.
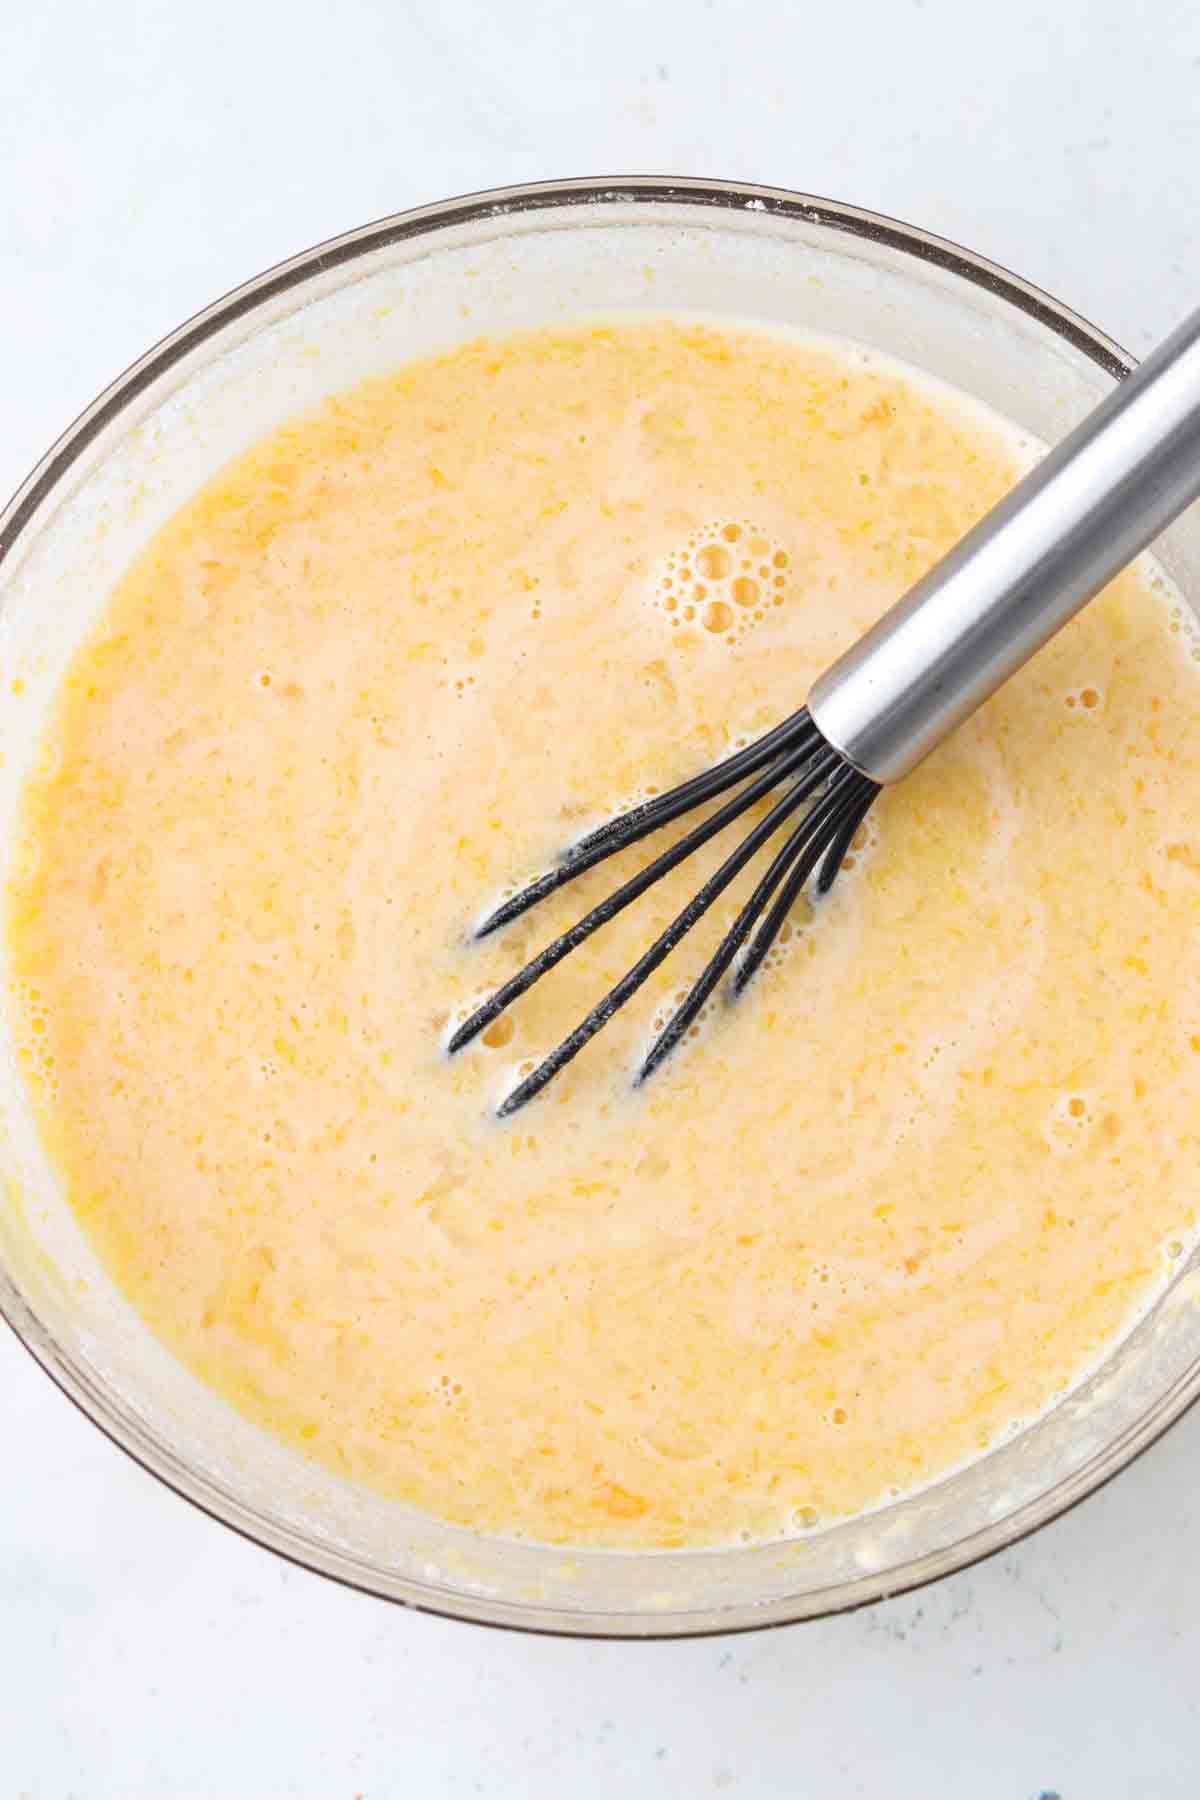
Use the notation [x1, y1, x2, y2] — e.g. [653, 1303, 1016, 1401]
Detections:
[433, 1372, 466, 1409]
[835, 812, 879, 881]
[652, 520, 792, 643]
[10, 977, 57, 1096]
[1161, 583, 1200, 663]
[647, 983, 717, 1051]
[1045, 1091, 1092, 1152]
[446, 989, 519, 1055]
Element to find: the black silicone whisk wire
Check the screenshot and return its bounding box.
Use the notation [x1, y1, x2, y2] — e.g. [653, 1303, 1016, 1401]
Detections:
[447, 707, 878, 1113]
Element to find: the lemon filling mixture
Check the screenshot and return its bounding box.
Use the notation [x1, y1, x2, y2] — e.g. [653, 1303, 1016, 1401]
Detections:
[9, 319, 1200, 1546]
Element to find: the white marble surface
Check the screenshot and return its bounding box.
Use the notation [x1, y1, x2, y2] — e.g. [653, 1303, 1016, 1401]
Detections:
[4, 0, 1200, 1792]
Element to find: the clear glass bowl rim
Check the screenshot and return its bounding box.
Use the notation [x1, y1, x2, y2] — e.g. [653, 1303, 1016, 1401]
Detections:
[4, 174, 1179, 1642]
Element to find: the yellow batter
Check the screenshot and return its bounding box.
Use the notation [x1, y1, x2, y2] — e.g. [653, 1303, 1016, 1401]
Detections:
[9, 320, 1200, 1547]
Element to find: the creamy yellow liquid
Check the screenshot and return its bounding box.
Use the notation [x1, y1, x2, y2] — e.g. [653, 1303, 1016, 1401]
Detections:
[11, 320, 1200, 1547]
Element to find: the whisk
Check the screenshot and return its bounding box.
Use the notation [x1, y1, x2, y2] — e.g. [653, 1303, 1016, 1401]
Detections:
[449, 304, 1200, 1115]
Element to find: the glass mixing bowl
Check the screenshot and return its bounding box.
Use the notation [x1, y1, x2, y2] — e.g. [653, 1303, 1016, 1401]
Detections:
[3, 178, 1199, 1638]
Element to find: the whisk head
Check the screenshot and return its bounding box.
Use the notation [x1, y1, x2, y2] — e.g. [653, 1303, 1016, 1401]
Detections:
[447, 707, 878, 1114]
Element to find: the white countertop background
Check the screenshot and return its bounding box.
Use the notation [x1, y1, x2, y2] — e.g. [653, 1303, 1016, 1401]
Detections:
[4, 0, 1200, 1792]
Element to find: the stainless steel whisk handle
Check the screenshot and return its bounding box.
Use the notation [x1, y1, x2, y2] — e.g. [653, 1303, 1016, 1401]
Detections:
[808, 304, 1200, 784]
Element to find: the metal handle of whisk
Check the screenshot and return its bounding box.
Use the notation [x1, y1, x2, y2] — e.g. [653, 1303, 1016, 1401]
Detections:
[808, 303, 1200, 784]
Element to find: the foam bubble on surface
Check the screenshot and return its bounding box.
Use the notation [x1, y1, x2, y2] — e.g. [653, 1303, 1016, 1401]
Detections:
[649, 520, 793, 644]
